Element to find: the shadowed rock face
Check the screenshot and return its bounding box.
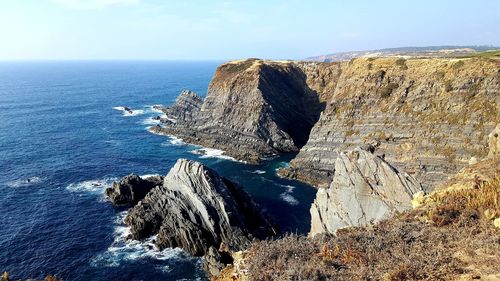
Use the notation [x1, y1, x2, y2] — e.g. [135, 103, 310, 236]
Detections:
[105, 174, 163, 206]
[124, 159, 276, 256]
[151, 59, 341, 163]
[310, 147, 422, 236]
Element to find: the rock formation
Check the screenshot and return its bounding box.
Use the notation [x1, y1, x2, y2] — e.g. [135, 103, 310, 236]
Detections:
[151, 59, 341, 163]
[154, 90, 203, 121]
[151, 57, 497, 191]
[283, 57, 499, 191]
[124, 159, 276, 257]
[309, 147, 422, 236]
[105, 174, 163, 206]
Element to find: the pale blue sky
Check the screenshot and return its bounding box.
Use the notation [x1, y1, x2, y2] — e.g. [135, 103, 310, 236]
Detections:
[0, 0, 498, 60]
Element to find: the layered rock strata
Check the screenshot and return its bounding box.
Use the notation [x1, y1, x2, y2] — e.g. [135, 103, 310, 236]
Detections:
[284, 57, 499, 191]
[151, 59, 342, 163]
[154, 89, 203, 121]
[309, 147, 422, 236]
[124, 159, 276, 257]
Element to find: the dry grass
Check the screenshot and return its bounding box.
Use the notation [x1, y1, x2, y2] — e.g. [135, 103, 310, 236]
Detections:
[425, 176, 500, 226]
[246, 177, 500, 281]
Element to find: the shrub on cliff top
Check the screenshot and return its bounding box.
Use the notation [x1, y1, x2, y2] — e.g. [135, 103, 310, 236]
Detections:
[246, 176, 500, 281]
[379, 82, 399, 98]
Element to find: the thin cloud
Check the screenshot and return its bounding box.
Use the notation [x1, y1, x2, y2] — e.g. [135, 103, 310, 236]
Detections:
[52, 0, 140, 10]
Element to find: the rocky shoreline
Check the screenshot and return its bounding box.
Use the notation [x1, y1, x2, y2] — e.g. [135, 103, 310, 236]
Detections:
[108, 56, 499, 280]
[106, 159, 277, 278]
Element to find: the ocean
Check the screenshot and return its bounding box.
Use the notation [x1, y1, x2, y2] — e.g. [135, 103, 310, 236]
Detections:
[0, 61, 317, 281]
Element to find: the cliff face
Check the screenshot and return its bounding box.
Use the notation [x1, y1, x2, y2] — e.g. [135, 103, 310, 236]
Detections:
[153, 57, 498, 190]
[284, 57, 499, 191]
[151, 59, 341, 163]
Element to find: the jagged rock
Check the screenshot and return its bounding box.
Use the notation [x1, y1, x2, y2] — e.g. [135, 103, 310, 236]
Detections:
[156, 90, 203, 122]
[125, 159, 276, 257]
[105, 174, 163, 206]
[488, 124, 499, 159]
[310, 147, 422, 236]
[151, 59, 340, 163]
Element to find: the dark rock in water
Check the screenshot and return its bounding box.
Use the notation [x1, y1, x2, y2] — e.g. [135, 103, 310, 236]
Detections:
[105, 174, 163, 206]
[124, 159, 277, 257]
[123, 106, 133, 114]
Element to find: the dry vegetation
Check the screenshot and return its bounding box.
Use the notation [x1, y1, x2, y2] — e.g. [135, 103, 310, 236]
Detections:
[245, 177, 500, 281]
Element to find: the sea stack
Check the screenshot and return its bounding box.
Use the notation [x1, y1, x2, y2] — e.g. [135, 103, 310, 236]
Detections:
[120, 159, 276, 276]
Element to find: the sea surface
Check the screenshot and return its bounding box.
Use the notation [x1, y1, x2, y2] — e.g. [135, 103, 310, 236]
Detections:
[0, 61, 317, 281]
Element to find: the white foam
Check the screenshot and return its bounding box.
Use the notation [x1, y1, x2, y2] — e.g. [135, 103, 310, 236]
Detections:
[140, 174, 161, 179]
[275, 161, 290, 171]
[91, 211, 188, 268]
[279, 184, 299, 206]
[66, 177, 117, 193]
[6, 176, 45, 188]
[168, 136, 185, 146]
[164, 116, 177, 123]
[113, 106, 145, 117]
[251, 170, 266, 174]
[141, 117, 161, 125]
[190, 147, 238, 161]
[280, 192, 299, 206]
[147, 105, 165, 114]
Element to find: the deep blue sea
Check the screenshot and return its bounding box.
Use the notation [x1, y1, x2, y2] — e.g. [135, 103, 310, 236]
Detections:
[0, 61, 316, 281]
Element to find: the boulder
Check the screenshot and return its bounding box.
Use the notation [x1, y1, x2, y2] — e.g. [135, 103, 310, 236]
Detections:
[105, 174, 163, 206]
[488, 124, 499, 159]
[310, 147, 422, 236]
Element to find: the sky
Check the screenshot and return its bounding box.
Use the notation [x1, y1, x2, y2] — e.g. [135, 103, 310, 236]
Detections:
[0, 0, 498, 60]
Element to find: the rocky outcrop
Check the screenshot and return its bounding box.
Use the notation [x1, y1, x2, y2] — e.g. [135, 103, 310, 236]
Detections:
[284, 57, 499, 191]
[154, 90, 203, 121]
[151, 59, 341, 163]
[309, 147, 422, 236]
[125, 159, 276, 257]
[105, 174, 163, 206]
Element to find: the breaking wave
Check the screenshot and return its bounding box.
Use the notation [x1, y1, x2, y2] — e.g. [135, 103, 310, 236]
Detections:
[6, 176, 45, 188]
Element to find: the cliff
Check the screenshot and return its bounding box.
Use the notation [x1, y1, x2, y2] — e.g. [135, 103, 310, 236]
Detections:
[151, 59, 342, 163]
[216, 128, 500, 281]
[283, 56, 499, 191]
